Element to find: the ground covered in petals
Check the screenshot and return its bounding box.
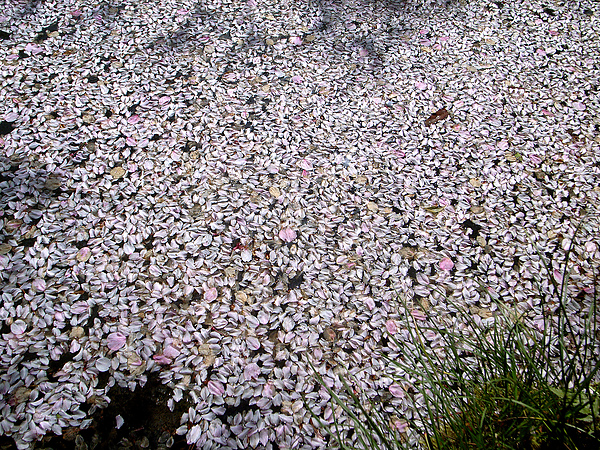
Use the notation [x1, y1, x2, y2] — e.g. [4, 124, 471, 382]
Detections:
[0, 0, 599, 448]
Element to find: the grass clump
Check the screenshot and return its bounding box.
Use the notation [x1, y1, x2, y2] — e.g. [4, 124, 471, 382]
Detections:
[309, 230, 600, 450]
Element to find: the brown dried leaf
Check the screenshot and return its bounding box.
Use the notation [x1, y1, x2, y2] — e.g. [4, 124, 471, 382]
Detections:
[425, 108, 449, 126]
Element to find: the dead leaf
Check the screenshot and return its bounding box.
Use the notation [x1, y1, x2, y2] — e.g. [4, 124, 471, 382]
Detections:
[425, 108, 449, 126]
[424, 205, 445, 214]
[110, 167, 126, 179]
[366, 201, 379, 212]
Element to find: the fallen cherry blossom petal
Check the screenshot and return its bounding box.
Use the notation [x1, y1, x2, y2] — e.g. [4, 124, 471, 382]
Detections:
[279, 228, 297, 242]
[153, 355, 172, 365]
[553, 269, 563, 283]
[247, 336, 261, 351]
[127, 115, 140, 124]
[439, 257, 454, 271]
[4, 112, 18, 122]
[32, 278, 46, 292]
[412, 310, 427, 321]
[530, 154, 542, 165]
[204, 287, 218, 301]
[385, 320, 398, 334]
[207, 380, 225, 396]
[163, 345, 180, 358]
[107, 332, 126, 351]
[11, 320, 27, 335]
[96, 357, 111, 372]
[389, 384, 405, 398]
[300, 159, 313, 170]
[244, 363, 261, 380]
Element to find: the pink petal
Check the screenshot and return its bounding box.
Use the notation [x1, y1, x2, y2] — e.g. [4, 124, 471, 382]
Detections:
[385, 320, 397, 334]
[439, 257, 454, 271]
[279, 228, 297, 242]
[439, 36, 449, 41]
[553, 269, 563, 284]
[393, 419, 408, 432]
[244, 363, 260, 380]
[573, 102, 586, 111]
[389, 384, 405, 398]
[541, 109, 554, 117]
[415, 81, 428, 90]
[177, 8, 188, 14]
[549, 30, 558, 36]
[359, 48, 369, 57]
[247, 336, 261, 351]
[25, 43, 44, 54]
[71, 301, 89, 314]
[11, 320, 27, 335]
[207, 380, 225, 396]
[163, 345, 180, 358]
[291, 75, 303, 84]
[204, 287, 218, 301]
[126, 137, 137, 146]
[365, 297, 375, 311]
[290, 36, 302, 45]
[497, 139, 509, 150]
[585, 242, 597, 253]
[159, 96, 171, 106]
[530, 154, 542, 165]
[411, 310, 426, 321]
[537, 49, 546, 56]
[76, 247, 91, 262]
[4, 112, 18, 122]
[299, 159, 313, 170]
[71, 10, 82, 17]
[263, 383, 274, 397]
[127, 115, 140, 124]
[433, 43, 442, 50]
[153, 355, 172, 365]
[107, 332, 126, 351]
[32, 278, 46, 292]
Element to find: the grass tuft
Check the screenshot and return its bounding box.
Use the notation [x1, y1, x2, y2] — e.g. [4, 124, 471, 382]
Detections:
[310, 226, 600, 449]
